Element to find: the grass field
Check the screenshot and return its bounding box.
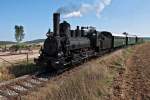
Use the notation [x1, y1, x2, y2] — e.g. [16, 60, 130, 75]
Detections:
[22, 44, 136, 100]
[112, 42, 150, 99]
[0, 51, 40, 81]
[0, 59, 43, 81]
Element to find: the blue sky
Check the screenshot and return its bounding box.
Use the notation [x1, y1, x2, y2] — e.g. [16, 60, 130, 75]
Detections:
[0, 0, 150, 41]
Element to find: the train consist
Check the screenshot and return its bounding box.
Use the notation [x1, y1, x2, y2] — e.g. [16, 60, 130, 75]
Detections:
[35, 13, 143, 70]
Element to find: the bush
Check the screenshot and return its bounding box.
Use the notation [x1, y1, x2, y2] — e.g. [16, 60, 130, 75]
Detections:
[9, 43, 29, 52]
[9, 44, 20, 52]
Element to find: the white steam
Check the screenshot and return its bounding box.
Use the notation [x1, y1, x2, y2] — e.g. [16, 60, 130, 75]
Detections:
[64, 11, 82, 18]
[57, 0, 112, 18]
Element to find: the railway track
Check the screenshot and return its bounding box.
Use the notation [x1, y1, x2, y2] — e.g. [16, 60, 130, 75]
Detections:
[0, 66, 75, 100]
[0, 73, 49, 100]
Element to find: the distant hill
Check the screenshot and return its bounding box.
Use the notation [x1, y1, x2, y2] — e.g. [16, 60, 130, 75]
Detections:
[0, 39, 45, 45]
[144, 37, 150, 41]
[24, 39, 45, 44]
[0, 41, 16, 45]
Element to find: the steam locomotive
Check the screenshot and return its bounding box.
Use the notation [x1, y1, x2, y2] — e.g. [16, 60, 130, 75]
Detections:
[35, 13, 143, 70]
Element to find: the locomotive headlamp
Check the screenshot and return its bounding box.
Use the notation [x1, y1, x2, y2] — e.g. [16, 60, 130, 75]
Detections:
[58, 52, 63, 57]
[93, 33, 96, 36]
[55, 61, 60, 64]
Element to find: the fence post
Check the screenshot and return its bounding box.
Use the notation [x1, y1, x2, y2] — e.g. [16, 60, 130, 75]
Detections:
[27, 53, 29, 64]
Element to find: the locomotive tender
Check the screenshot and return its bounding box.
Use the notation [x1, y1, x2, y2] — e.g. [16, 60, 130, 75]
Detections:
[35, 13, 143, 70]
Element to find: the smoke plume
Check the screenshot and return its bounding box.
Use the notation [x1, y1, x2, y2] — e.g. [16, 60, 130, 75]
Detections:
[56, 0, 112, 18]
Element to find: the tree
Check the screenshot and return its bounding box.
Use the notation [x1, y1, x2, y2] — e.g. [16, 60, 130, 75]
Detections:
[14, 25, 25, 43]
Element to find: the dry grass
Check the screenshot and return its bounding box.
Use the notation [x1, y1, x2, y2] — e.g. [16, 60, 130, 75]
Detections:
[0, 51, 40, 81]
[21, 47, 135, 100]
[122, 43, 150, 99]
[0, 60, 41, 81]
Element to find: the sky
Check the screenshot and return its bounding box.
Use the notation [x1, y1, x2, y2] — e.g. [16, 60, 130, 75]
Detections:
[0, 0, 150, 41]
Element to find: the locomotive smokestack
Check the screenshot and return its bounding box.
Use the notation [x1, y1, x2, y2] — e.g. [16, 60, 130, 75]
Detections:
[81, 27, 84, 37]
[76, 26, 80, 37]
[53, 13, 60, 36]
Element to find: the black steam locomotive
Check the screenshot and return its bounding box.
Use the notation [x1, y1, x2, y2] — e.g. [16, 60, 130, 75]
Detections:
[35, 13, 143, 70]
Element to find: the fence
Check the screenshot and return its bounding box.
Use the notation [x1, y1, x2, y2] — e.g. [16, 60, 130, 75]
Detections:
[0, 52, 38, 67]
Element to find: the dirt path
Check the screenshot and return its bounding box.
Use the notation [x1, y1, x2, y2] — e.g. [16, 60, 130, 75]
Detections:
[112, 43, 150, 100]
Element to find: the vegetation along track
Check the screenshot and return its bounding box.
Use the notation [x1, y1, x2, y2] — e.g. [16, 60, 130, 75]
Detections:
[0, 72, 48, 100]
[0, 63, 85, 100]
[0, 53, 108, 99]
[112, 42, 150, 100]
[0, 45, 139, 100]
